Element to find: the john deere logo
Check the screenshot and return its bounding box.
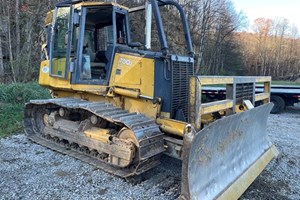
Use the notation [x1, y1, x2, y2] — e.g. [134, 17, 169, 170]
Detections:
[119, 58, 132, 66]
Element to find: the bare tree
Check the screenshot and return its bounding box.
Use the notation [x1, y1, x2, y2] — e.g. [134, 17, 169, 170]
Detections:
[195, 0, 212, 73]
[0, 2, 4, 78]
[0, 0, 299, 82]
[6, 0, 16, 82]
[0, 35, 3, 78]
[15, 0, 21, 59]
[239, 17, 300, 79]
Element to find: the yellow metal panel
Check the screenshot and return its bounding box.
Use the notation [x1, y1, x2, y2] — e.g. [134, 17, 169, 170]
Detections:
[217, 145, 279, 200]
[201, 114, 215, 124]
[198, 77, 234, 85]
[40, 61, 70, 88]
[201, 100, 233, 115]
[52, 58, 66, 77]
[52, 90, 108, 101]
[84, 127, 111, 143]
[39, 60, 51, 86]
[263, 81, 271, 104]
[70, 84, 108, 95]
[124, 98, 159, 119]
[50, 83, 108, 95]
[255, 93, 270, 102]
[235, 104, 246, 113]
[75, 2, 129, 10]
[48, 76, 70, 88]
[255, 76, 271, 82]
[157, 118, 188, 137]
[189, 76, 200, 130]
[52, 90, 159, 119]
[38, 59, 107, 95]
[110, 53, 155, 97]
[114, 55, 141, 85]
[113, 87, 140, 98]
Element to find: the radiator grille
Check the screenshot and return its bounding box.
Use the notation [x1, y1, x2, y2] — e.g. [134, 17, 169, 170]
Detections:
[236, 83, 254, 103]
[171, 59, 194, 122]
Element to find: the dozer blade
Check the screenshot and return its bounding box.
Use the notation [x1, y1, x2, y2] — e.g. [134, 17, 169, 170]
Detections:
[181, 103, 279, 200]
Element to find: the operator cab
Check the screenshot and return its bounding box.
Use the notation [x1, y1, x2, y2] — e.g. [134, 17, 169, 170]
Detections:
[49, 3, 131, 85]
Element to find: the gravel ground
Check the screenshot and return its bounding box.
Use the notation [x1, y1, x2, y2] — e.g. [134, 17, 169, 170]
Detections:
[0, 105, 299, 200]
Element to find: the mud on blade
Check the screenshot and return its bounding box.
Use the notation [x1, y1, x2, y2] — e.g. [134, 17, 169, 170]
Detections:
[184, 103, 278, 200]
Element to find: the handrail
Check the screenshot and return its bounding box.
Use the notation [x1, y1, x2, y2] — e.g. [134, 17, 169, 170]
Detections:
[189, 76, 271, 131]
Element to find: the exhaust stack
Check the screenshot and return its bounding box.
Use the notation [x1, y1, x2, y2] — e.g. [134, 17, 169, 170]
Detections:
[145, 1, 152, 50]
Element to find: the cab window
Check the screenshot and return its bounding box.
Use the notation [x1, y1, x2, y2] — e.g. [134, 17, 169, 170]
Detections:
[50, 7, 70, 78]
[116, 13, 127, 45]
[78, 7, 114, 81]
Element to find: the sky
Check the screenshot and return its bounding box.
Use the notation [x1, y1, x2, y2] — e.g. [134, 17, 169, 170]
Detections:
[232, 0, 300, 31]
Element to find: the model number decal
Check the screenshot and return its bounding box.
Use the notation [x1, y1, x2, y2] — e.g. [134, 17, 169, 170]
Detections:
[119, 58, 132, 66]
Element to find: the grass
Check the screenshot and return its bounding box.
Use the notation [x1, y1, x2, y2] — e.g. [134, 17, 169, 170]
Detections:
[271, 80, 300, 85]
[0, 103, 24, 138]
[201, 80, 300, 87]
[0, 82, 50, 138]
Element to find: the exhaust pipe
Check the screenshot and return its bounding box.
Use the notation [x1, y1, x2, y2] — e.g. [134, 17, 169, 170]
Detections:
[145, 1, 152, 50]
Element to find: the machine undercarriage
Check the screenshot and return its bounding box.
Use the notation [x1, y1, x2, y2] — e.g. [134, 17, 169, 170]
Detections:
[24, 98, 164, 177]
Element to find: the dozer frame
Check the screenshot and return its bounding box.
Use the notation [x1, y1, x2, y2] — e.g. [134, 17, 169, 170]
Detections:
[24, 0, 278, 199]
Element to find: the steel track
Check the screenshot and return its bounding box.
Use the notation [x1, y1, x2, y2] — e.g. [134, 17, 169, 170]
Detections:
[24, 98, 164, 178]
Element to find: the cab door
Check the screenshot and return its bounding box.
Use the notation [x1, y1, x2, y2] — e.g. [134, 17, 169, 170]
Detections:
[71, 6, 130, 86]
[49, 6, 73, 80]
[71, 6, 115, 86]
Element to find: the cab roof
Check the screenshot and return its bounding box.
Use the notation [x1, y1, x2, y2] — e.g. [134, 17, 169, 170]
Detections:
[57, 1, 129, 10]
[44, 1, 128, 26]
[78, 2, 128, 10]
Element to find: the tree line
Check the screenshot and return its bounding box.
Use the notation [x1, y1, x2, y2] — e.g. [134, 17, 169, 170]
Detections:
[0, 0, 299, 83]
[239, 18, 300, 79]
[0, 0, 57, 82]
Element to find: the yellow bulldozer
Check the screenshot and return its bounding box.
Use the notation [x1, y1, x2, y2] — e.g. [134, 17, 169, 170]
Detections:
[24, 0, 278, 199]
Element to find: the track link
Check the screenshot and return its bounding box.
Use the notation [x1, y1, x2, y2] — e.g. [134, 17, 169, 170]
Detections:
[24, 98, 165, 177]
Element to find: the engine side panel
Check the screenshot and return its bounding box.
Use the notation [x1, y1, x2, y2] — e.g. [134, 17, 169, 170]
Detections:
[109, 53, 155, 98]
